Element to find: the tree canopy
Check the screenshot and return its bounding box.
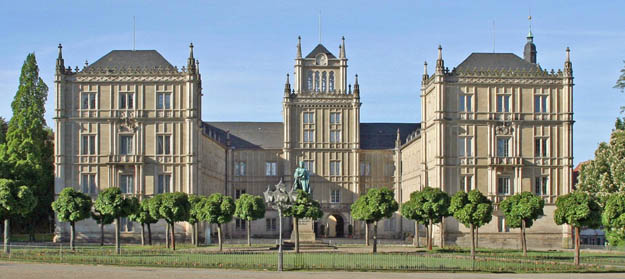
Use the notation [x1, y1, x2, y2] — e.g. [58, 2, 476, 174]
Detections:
[602, 193, 625, 246]
[0, 179, 37, 219]
[554, 191, 602, 229]
[284, 190, 322, 220]
[158, 192, 190, 225]
[499, 192, 544, 229]
[616, 60, 625, 92]
[449, 190, 493, 230]
[351, 187, 398, 223]
[51, 187, 92, 224]
[199, 193, 235, 225]
[93, 187, 132, 218]
[577, 130, 625, 203]
[187, 194, 203, 225]
[234, 193, 266, 221]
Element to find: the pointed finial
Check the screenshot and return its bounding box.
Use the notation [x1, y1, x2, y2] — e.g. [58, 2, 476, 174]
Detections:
[436, 45, 445, 72]
[424, 61, 428, 75]
[284, 73, 291, 95]
[296, 36, 302, 59]
[85, 60, 89, 67]
[354, 74, 359, 85]
[340, 36, 346, 59]
[58, 43, 63, 59]
[189, 43, 194, 59]
[286, 73, 290, 84]
[566, 46, 570, 62]
[438, 45, 442, 60]
[395, 128, 401, 146]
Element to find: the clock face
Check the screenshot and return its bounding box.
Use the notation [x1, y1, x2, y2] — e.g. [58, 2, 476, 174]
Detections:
[316, 54, 327, 66]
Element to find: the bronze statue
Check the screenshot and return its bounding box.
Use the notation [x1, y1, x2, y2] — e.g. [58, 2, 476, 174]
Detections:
[293, 161, 311, 194]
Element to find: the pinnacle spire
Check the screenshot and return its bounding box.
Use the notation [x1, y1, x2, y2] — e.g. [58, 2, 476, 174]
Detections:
[56, 43, 65, 72]
[339, 36, 346, 59]
[436, 45, 444, 72]
[353, 74, 359, 97]
[187, 43, 196, 73]
[58, 43, 63, 59]
[395, 128, 401, 147]
[566, 46, 570, 62]
[189, 43, 194, 59]
[296, 36, 302, 59]
[284, 73, 291, 95]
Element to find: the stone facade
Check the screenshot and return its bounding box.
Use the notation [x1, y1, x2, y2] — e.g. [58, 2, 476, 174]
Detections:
[54, 31, 574, 248]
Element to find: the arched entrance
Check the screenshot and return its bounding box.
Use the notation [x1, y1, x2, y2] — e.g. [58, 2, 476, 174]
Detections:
[327, 214, 345, 238]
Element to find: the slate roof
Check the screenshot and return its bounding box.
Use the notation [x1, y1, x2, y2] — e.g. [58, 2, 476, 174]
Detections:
[360, 123, 421, 149]
[455, 53, 540, 72]
[306, 44, 336, 59]
[202, 122, 420, 150]
[86, 50, 175, 70]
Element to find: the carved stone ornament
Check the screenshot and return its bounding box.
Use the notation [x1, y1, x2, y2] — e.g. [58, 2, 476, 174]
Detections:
[495, 122, 514, 135]
[119, 111, 138, 131]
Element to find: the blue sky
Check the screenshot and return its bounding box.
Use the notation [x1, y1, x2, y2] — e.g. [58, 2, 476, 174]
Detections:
[1, 0, 623, 165]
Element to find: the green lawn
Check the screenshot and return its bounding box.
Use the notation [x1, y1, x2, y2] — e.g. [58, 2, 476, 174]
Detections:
[1, 245, 623, 273]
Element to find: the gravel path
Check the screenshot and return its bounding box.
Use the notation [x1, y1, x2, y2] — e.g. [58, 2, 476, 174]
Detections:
[1, 261, 624, 279]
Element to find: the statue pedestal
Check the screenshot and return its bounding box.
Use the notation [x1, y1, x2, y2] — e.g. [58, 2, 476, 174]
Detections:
[290, 218, 316, 242]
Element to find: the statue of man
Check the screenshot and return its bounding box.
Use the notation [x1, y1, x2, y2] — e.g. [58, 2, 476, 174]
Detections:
[293, 161, 310, 194]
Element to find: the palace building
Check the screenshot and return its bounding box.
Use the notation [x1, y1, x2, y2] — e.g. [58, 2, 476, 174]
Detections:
[54, 29, 574, 248]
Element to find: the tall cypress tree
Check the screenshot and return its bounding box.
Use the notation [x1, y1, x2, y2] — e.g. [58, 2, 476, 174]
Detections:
[0, 53, 54, 239]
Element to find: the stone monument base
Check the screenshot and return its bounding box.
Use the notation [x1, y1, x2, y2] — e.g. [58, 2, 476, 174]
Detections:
[290, 218, 316, 242]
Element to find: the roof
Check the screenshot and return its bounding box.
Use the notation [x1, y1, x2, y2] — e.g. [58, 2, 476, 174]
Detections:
[306, 44, 336, 59]
[455, 53, 540, 72]
[360, 123, 420, 149]
[86, 50, 175, 70]
[203, 122, 284, 149]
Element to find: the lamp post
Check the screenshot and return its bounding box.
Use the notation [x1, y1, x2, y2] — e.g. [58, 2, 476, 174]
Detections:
[264, 179, 296, 272]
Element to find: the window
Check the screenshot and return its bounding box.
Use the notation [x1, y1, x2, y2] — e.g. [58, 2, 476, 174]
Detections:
[303, 160, 315, 173]
[360, 161, 371, 176]
[534, 95, 548, 113]
[535, 176, 549, 196]
[266, 218, 277, 231]
[303, 130, 315, 143]
[534, 138, 548, 157]
[81, 174, 96, 194]
[322, 71, 327, 92]
[81, 135, 96, 155]
[307, 72, 313, 90]
[457, 136, 473, 157]
[235, 161, 246, 176]
[156, 92, 171, 109]
[459, 94, 472, 112]
[460, 175, 473, 192]
[330, 112, 341, 124]
[81, 92, 97, 109]
[497, 137, 510, 157]
[120, 135, 133, 155]
[157, 174, 171, 193]
[330, 161, 341, 176]
[156, 135, 171, 155]
[496, 95, 511, 112]
[330, 130, 341, 143]
[331, 189, 340, 203]
[497, 177, 511, 195]
[329, 72, 335, 91]
[303, 112, 315, 124]
[235, 189, 247, 199]
[235, 218, 246, 230]
[497, 216, 509, 232]
[265, 162, 277, 176]
[120, 217, 134, 232]
[119, 92, 134, 109]
[120, 175, 134, 194]
[314, 71, 320, 92]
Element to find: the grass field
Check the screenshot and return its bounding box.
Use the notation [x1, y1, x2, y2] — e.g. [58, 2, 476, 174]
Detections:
[1, 244, 623, 273]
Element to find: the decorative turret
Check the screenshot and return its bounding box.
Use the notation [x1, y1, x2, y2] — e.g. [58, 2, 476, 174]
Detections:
[284, 73, 291, 96]
[524, 29, 537, 64]
[436, 45, 444, 74]
[187, 43, 196, 73]
[353, 74, 359, 97]
[564, 47, 572, 76]
[296, 36, 302, 59]
[56, 44, 65, 73]
[395, 128, 401, 148]
[422, 61, 429, 83]
[339, 36, 346, 59]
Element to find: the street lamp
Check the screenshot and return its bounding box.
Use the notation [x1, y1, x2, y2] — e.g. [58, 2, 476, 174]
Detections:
[263, 178, 297, 272]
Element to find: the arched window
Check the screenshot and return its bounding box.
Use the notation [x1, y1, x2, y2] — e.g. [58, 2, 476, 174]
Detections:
[307, 72, 313, 91]
[314, 71, 320, 92]
[329, 72, 335, 92]
[322, 72, 327, 92]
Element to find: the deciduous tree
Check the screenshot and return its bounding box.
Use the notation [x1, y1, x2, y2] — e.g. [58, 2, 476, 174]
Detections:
[199, 193, 235, 251]
[129, 197, 158, 246]
[284, 190, 322, 253]
[158, 192, 190, 250]
[351, 188, 398, 253]
[499, 192, 545, 256]
[449, 190, 493, 260]
[554, 191, 602, 265]
[405, 187, 450, 250]
[91, 208, 114, 246]
[93, 187, 132, 254]
[187, 195, 203, 246]
[400, 193, 427, 247]
[603, 193, 625, 247]
[0, 179, 36, 253]
[51, 187, 91, 251]
[234, 193, 266, 247]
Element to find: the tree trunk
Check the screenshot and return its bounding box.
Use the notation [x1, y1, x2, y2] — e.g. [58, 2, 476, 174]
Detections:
[141, 223, 145, 246]
[294, 217, 300, 253]
[470, 224, 475, 261]
[428, 219, 433, 251]
[247, 220, 251, 247]
[414, 221, 419, 247]
[165, 223, 170, 249]
[29, 220, 35, 242]
[194, 223, 198, 247]
[4, 219, 10, 254]
[217, 223, 223, 252]
[365, 222, 370, 246]
[574, 226, 580, 265]
[372, 221, 378, 254]
[147, 223, 152, 245]
[170, 223, 176, 251]
[475, 227, 479, 249]
[100, 222, 104, 246]
[521, 219, 527, 256]
[440, 217, 445, 249]
[115, 217, 120, 255]
[70, 221, 75, 251]
[191, 223, 196, 246]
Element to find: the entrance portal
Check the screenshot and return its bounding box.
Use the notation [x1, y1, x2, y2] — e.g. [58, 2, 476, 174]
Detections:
[327, 214, 345, 238]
